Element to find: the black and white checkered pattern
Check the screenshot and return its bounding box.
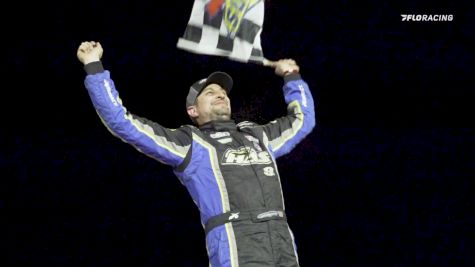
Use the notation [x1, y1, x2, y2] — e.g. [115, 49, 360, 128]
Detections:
[177, 0, 265, 64]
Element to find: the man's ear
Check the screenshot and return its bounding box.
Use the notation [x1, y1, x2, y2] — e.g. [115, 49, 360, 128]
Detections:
[187, 105, 199, 118]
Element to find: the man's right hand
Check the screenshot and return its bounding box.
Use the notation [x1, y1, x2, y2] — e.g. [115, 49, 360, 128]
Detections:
[77, 41, 103, 65]
[264, 59, 300, 77]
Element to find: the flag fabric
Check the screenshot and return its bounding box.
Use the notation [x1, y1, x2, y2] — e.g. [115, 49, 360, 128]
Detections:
[177, 0, 266, 64]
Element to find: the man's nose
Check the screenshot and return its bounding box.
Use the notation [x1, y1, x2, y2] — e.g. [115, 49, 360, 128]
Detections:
[216, 91, 226, 99]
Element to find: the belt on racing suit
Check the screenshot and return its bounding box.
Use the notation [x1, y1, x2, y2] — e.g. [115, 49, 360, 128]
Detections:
[205, 210, 287, 235]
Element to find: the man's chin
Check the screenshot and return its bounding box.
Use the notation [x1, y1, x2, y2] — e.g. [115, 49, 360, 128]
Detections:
[213, 112, 231, 120]
[218, 114, 231, 120]
[213, 108, 231, 116]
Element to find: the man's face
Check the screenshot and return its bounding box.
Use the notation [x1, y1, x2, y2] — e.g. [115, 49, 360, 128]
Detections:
[192, 83, 231, 125]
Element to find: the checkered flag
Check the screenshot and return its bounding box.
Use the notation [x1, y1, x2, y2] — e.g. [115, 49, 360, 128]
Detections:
[177, 0, 266, 64]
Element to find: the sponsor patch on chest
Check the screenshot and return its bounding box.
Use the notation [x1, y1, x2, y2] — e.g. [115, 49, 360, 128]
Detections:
[217, 138, 233, 144]
[210, 132, 230, 139]
[221, 146, 271, 165]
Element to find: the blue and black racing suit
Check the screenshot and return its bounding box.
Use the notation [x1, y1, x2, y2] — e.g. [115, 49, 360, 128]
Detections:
[83, 61, 315, 267]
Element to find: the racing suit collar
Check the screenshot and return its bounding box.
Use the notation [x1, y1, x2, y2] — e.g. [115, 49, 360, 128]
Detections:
[199, 120, 237, 131]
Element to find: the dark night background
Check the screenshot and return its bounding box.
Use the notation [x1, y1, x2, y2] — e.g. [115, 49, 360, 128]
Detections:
[2, 0, 475, 266]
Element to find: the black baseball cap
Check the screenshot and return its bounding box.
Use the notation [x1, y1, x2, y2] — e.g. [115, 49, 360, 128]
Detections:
[186, 71, 233, 108]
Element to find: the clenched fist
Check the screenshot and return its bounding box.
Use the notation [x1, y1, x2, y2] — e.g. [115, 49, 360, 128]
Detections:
[264, 59, 300, 77]
[77, 41, 103, 65]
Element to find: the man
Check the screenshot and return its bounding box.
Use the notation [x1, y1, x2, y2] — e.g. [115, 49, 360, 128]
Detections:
[77, 41, 315, 267]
